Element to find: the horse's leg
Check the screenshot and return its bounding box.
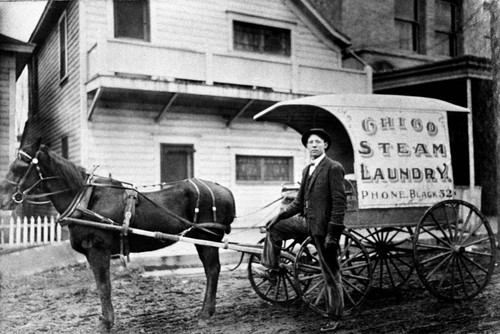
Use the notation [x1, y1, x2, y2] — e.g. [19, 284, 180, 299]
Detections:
[195, 244, 220, 319]
[87, 247, 114, 332]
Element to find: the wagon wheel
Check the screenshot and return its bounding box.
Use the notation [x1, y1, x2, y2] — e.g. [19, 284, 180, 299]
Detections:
[248, 238, 301, 304]
[413, 199, 497, 301]
[294, 231, 372, 317]
[351, 227, 414, 290]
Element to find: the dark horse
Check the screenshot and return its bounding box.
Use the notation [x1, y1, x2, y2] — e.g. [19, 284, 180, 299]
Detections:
[0, 141, 235, 331]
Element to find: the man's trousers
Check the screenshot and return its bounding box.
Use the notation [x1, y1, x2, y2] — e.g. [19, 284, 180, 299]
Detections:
[261, 216, 344, 320]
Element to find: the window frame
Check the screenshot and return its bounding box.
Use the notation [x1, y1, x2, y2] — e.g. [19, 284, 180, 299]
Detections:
[226, 11, 296, 62]
[394, 0, 421, 52]
[61, 135, 69, 159]
[58, 11, 68, 83]
[113, 0, 151, 42]
[29, 56, 39, 116]
[434, 0, 458, 57]
[232, 20, 291, 57]
[235, 154, 294, 185]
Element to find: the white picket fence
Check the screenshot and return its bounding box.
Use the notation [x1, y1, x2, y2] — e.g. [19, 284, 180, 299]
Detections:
[0, 216, 63, 246]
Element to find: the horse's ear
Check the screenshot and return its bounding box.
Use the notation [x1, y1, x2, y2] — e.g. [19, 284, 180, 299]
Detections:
[39, 144, 49, 152]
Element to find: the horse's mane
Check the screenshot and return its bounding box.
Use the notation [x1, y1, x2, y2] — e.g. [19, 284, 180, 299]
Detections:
[46, 150, 87, 191]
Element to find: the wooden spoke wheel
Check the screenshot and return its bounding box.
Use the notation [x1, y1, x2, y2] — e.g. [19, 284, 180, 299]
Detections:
[413, 199, 497, 301]
[248, 238, 301, 304]
[351, 227, 414, 290]
[293, 231, 372, 317]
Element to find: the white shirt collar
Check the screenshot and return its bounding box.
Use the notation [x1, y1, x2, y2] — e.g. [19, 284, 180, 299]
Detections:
[310, 153, 326, 166]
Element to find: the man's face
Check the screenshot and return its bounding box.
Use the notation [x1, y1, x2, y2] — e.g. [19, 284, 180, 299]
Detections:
[306, 134, 327, 160]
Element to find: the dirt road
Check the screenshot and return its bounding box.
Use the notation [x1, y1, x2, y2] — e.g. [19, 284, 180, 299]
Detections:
[1, 261, 500, 334]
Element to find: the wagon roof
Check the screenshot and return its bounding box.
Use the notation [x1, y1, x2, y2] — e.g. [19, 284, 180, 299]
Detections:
[254, 94, 469, 123]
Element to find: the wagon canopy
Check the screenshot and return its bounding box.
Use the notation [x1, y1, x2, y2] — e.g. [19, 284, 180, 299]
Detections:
[254, 94, 470, 209]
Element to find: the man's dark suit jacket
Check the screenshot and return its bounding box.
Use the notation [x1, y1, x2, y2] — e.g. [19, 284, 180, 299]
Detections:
[279, 156, 347, 236]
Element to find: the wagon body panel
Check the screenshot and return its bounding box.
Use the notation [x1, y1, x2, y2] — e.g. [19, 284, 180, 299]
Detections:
[344, 207, 426, 229]
[254, 94, 470, 211]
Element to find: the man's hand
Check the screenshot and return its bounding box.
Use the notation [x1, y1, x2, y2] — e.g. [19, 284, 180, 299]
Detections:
[325, 222, 344, 255]
[265, 215, 280, 231]
[324, 234, 339, 255]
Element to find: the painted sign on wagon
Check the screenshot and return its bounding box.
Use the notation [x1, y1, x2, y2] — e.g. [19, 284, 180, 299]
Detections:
[348, 109, 454, 209]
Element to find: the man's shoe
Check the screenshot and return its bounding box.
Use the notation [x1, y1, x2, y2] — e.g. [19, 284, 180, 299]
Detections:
[259, 268, 278, 286]
[320, 320, 340, 332]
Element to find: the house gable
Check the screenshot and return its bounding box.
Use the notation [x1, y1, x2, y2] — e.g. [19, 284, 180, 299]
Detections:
[26, 0, 81, 164]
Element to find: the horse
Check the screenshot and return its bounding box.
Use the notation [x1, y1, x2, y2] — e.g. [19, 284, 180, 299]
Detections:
[0, 140, 236, 332]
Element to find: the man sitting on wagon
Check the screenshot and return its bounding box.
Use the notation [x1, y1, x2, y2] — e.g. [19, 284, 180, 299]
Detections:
[261, 128, 347, 333]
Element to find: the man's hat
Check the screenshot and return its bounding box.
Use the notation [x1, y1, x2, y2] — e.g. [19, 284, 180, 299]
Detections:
[301, 128, 332, 149]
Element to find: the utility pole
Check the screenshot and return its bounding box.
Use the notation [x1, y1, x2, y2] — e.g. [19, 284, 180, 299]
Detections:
[488, 0, 500, 245]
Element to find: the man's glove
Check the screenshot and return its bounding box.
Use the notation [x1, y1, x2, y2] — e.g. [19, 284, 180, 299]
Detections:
[324, 234, 339, 255]
[324, 222, 345, 254]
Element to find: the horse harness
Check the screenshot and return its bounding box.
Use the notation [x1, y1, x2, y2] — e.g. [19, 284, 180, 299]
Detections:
[6, 150, 70, 205]
[58, 176, 228, 260]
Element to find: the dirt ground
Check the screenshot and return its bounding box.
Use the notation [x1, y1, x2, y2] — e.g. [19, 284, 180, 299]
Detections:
[1, 260, 500, 334]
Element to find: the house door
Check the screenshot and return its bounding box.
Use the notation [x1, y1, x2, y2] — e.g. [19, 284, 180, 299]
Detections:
[160, 144, 194, 182]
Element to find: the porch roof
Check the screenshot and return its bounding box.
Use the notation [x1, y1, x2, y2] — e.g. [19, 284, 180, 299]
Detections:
[86, 75, 308, 125]
[374, 55, 492, 91]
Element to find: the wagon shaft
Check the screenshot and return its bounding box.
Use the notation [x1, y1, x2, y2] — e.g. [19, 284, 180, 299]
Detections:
[61, 217, 263, 255]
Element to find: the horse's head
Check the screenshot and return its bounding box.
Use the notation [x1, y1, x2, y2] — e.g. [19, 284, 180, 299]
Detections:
[0, 140, 83, 210]
[0, 140, 42, 209]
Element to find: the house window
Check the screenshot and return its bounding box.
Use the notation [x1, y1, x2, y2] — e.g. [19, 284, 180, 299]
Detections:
[395, 0, 420, 52]
[114, 0, 150, 41]
[233, 21, 291, 56]
[30, 57, 39, 115]
[61, 136, 69, 159]
[434, 0, 457, 56]
[59, 12, 68, 80]
[160, 144, 194, 183]
[236, 155, 293, 183]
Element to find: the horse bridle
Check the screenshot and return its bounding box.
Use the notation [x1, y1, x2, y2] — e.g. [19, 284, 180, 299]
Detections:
[4, 150, 69, 205]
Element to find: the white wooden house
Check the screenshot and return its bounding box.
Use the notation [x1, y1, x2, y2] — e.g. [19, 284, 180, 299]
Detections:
[0, 34, 34, 177]
[23, 0, 370, 226]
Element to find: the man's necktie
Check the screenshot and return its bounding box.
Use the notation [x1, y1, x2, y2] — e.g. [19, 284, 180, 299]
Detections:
[308, 163, 315, 176]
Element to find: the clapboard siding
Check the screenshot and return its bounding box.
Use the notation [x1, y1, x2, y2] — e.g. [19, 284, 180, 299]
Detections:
[84, 0, 107, 50]
[88, 108, 305, 226]
[0, 60, 10, 175]
[84, 0, 341, 69]
[26, 0, 360, 224]
[0, 56, 14, 177]
[26, 1, 81, 164]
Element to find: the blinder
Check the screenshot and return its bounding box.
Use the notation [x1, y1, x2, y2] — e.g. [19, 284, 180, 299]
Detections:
[6, 149, 67, 205]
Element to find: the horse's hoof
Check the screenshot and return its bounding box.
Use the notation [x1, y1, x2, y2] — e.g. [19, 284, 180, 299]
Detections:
[199, 306, 215, 319]
[97, 317, 114, 332]
[197, 318, 209, 327]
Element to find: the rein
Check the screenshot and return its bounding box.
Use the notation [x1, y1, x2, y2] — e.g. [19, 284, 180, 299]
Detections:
[5, 150, 70, 205]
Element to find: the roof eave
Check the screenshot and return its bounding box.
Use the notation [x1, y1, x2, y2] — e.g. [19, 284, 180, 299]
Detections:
[0, 34, 35, 78]
[290, 0, 351, 48]
[29, 0, 69, 46]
